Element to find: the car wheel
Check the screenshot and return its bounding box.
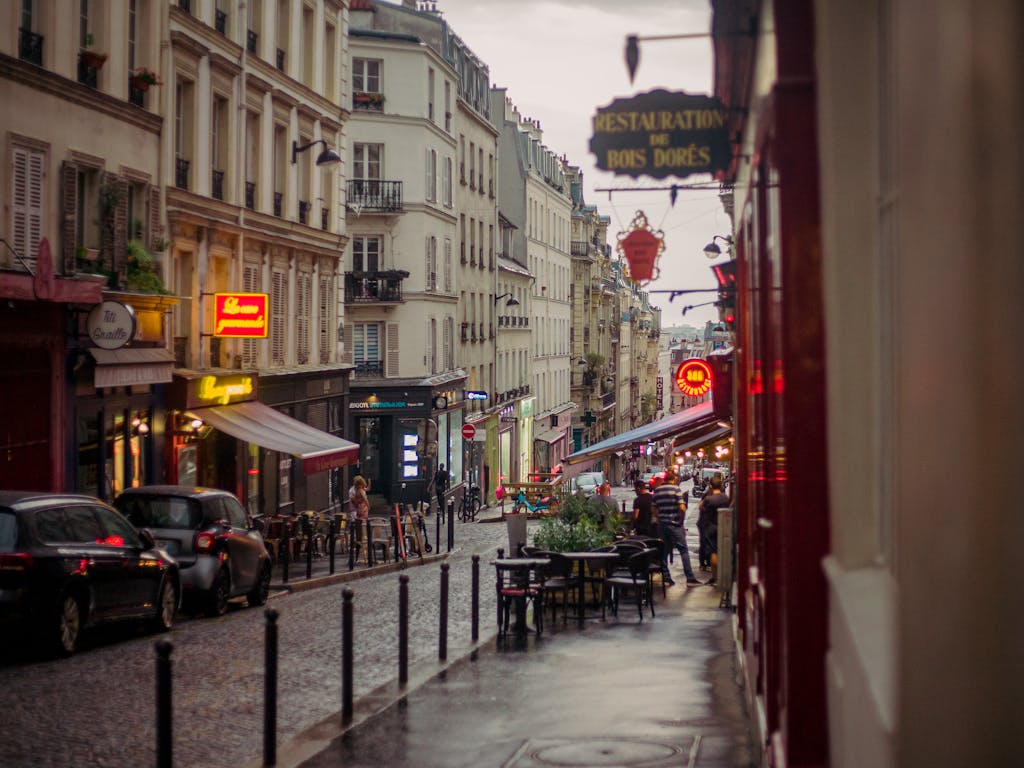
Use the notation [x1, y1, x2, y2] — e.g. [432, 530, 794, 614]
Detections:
[53, 593, 82, 657]
[247, 563, 271, 607]
[205, 568, 230, 617]
[150, 579, 177, 633]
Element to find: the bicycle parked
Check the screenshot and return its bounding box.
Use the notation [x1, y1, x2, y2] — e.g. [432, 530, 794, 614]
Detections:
[458, 485, 482, 522]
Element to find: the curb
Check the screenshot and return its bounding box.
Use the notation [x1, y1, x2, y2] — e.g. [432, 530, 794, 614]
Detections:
[269, 551, 451, 594]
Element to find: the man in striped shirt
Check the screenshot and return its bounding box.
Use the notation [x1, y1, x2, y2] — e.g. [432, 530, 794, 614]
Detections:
[652, 469, 701, 586]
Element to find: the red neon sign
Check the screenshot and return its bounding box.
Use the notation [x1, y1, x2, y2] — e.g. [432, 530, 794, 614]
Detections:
[213, 293, 269, 338]
[675, 358, 712, 397]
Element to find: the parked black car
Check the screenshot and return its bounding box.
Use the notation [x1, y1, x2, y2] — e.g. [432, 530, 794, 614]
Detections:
[114, 486, 272, 617]
[0, 491, 180, 656]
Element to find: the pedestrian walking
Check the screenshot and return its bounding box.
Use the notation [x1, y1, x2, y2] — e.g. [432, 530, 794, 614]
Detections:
[698, 474, 730, 585]
[433, 463, 449, 515]
[652, 469, 701, 586]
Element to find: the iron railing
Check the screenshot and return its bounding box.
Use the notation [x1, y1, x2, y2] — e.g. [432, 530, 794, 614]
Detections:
[344, 270, 407, 303]
[175, 157, 190, 190]
[212, 170, 224, 200]
[346, 180, 403, 212]
[353, 360, 384, 378]
[19, 29, 43, 66]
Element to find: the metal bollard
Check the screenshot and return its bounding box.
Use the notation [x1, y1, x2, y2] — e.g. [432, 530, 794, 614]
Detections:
[342, 589, 353, 724]
[367, 518, 375, 567]
[439, 563, 449, 661]
[304, 515, 313, 580]
[435, 501, 441, 554]
[447, 499, 454, 552]
[263, 608, 279, 767]
[471, 555, 480, 644]
[281, 524, 290, 584]
[348, 520, 356, 571]
[398, 575, 409, 686]
[155, 639, 173, 768]
[329, 517, 337, 575]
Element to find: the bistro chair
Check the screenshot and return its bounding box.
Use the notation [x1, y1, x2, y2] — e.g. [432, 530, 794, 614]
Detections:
[535, 551, 576, 625]
[602, 548, 656, 622]
[495, 558, 546, 638]
[368, 517, 392, 563]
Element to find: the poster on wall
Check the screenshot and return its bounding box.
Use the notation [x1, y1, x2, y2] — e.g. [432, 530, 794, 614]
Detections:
[178, 444, 197, 486]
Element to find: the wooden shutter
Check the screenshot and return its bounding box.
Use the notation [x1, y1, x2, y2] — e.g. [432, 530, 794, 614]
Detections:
[242, 263, 259, 367]
[424, 236, 431, 291]
[61, 161, 78, 272]
[442, 316, 451, 371]
[341, 322, 353, 365]
[296, 270, 311, 364]
[10, 146, 43, 273]
[113, 175, 129, 283]
[385, 322, 399, 377]
[318, 274, 331, 364]
[148, 184, 162, 252]
[271, 268, 287, 366]
[443, 237, 451, 292]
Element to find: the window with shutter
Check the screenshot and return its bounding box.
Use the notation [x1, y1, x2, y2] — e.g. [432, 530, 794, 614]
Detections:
[61, 162, 78, 272]
[443, 316, 452, 371]
[442, 157, 452, 207]
[242, 263, 259, 367]
[425, 236, 437, 291]
[271, 268, 287, 366]
[296, 269, 311, 364]
[342, 322, 354, 365]
[429, 318, 437, 374]
[10, 145, 44, 273]
[386, 322, 399, 377]
[318, 274, 331, 364]
[443, 237, 451, 292]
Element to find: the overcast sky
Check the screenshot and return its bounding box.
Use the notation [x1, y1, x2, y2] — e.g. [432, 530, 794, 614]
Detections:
[434, 0, 729, 327]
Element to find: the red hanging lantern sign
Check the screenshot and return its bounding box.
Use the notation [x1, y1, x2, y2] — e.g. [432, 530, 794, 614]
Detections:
[616, 211, 664, 285]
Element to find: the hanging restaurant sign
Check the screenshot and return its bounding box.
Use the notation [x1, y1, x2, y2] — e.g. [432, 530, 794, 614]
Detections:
[213, 293, 269, 338]
[590, 89, 730, 179]
[675, 358, 713, 398]
[616, 211, 664, 285]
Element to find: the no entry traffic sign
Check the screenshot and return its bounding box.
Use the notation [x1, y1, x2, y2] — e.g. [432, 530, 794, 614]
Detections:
[461, 423, 476, 440]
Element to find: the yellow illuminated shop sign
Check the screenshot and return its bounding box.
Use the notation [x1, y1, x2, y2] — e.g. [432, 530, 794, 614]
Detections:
[197, 375, 254, 405]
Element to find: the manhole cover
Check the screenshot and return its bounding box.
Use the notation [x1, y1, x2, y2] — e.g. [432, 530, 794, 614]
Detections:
[514, 737, 691, 768]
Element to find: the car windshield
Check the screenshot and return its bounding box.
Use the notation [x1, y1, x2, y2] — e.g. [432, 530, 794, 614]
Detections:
[116, 496, 201, 530]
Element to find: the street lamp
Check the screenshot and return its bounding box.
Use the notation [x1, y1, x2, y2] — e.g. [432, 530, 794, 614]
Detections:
[703, 234, 733, 259]
[494, 292, 520, 307]
[291, 138, 341, 167]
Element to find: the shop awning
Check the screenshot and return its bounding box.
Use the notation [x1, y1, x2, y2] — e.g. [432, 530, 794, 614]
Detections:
[189, 401, 359, 476]
[533, 428, 565, 444]
[91, 348, 175, 388]
[673, 424, 732, 453]
[563, 401, 720, 466]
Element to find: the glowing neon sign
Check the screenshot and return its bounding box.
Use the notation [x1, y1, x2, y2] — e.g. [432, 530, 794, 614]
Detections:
[674, 358, 712, 397]
[213, 293, 269, 338]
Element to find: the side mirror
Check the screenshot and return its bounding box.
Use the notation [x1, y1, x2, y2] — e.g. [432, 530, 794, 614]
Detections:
[138, 528, 156, 550]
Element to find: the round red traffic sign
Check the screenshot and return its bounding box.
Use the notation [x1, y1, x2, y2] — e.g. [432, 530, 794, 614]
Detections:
[461, 423, 476, 440]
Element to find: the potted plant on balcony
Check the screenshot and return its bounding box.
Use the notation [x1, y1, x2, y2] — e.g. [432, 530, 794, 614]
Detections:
[80, 33, 107, 70]
[353, 91, 384, 108]
[130, 66, 163, 92]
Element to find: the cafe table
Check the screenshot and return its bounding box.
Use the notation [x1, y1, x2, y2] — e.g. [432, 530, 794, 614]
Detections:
[561, 551, 621, 624]
[492, 557, 550, 637]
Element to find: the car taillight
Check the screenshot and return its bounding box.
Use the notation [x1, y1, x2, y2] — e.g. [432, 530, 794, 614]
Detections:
[194, 532, 217, 553]
[0, 552, 33, 571]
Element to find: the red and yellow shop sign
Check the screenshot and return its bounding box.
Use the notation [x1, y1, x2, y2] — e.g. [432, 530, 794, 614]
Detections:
[675, 358, 713, 397]
[213, 293, 269, 338]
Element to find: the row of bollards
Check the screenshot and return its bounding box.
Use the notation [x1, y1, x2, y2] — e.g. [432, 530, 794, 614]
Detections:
[155, 554, 483, 767]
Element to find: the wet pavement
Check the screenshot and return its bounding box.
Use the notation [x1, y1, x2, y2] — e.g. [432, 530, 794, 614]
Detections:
[266, 482, 756, 768]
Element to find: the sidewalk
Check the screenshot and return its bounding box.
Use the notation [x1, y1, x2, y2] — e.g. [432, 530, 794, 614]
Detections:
[272, 562, 756, 768]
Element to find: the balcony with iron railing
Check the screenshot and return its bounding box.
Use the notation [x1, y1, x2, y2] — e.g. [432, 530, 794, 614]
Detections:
[298, 200, 310, 225]
[276, 48, 286, 71]
[353, 360, 384, 378]
[461, 322, 469, 342]
[129, 82, 145, 107]
[19, 28, 43, 66]
[211, 169, 224, 200]
[601, 390, 616, 410]
[215, 9, 227, 34]
[273, 192, 282, 217]
[347, 180, 403, 213]
[245, 181, 255, 210]
[344, 270, 408, 304]
[246, 29, 258, 53]
[77, 53, 99, 88]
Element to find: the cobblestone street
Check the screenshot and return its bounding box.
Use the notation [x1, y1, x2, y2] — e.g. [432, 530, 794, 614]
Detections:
[0, 517, 518, 768]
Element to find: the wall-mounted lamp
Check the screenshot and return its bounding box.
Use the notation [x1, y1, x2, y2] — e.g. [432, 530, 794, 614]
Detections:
[292, 138, 341, 167]
[703, 235, 733, 259]
[494, 292, 520, 307]
[189, 418, 204, 431]
[131, 416, 150, 436]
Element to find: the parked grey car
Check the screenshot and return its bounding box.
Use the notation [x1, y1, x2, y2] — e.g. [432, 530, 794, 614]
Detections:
[114, 486, 272, 617]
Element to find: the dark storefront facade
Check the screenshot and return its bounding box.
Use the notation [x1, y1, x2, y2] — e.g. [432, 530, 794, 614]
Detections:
[166, 368, 357, 517]
[349, 373, 467, 510]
